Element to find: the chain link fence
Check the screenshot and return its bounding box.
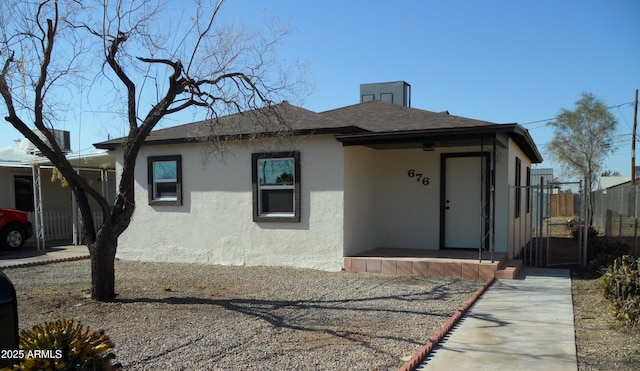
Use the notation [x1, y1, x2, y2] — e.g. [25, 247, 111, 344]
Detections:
[592, 184, 639, 253]
[544, 181, 585, 266]
[515, 181, 640, 267]
[513, 179, 585, 267]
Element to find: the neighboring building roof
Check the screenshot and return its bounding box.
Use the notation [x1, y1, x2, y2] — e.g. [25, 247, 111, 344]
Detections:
[530, 168, 554, 185]
[0, 143, 114, 170]
[598, 176, 632, 190]
[94, 100, 543, 163]
[0, 145, 40, 163]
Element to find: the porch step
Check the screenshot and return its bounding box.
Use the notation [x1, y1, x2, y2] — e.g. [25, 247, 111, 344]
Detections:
[344, 253, 509, 280]
[494, 259, 523, 279]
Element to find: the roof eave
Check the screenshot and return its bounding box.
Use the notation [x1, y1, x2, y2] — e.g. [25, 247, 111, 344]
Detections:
[93, 125, 366, 151]
[336, 124, 543, 163]
[509, 125, 543, 164]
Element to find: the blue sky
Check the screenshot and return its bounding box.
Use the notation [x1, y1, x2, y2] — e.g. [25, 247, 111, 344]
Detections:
[1, 0, 638, 177]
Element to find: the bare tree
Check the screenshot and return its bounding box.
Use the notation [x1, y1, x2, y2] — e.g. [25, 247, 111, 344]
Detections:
[0, 0, 304, 300]
[601, 170, 621, 177]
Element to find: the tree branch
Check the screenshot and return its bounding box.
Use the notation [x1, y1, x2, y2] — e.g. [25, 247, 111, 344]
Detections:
[185, 0, 226, 74]
[105, 32, 137, 132]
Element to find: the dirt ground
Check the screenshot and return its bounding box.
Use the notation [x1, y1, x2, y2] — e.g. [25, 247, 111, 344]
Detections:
[541, 232, 640, 370]
[571, 268, 640, 370]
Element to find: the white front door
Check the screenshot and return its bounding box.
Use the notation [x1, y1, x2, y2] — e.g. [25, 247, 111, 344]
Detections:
[443, 155, 487, 249]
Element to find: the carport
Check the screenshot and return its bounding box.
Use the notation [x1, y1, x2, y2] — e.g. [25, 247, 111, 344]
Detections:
[0, 148, 115, 250]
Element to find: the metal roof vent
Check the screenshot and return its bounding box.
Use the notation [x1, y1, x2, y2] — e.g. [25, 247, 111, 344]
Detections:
[360, 81, 411, 107]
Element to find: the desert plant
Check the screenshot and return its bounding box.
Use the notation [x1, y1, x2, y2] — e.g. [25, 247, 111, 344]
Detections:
[2, 318, 121, 371]
[601, 255, 640, 325]
[563, 217, 632, 271]
[589, 237, 633, 271]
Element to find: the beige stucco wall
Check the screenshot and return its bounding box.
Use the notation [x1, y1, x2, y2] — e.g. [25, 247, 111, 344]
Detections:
[504, 137, 534, 257]
[114, 135, 345, 271]
[344, 146, 442, 255]
[343, 146, 381, 256]
[492, 145, 511, 253]
[377, 149, 441, 249]
[344, 145, 514, 256]
[113, 133, 537, 269]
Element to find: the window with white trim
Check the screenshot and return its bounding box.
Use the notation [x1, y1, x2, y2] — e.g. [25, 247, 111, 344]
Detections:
[252, 152, 300, 222]
[147, 155, 182, 206]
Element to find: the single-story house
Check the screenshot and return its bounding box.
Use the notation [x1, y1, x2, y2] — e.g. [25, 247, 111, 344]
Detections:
[95, 93, 543, 276]
[598, 176, 633, 190]
[0, 136, 116, 247]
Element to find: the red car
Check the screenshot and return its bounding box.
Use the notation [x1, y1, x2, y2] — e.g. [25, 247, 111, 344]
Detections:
[0, 208, 33, 250]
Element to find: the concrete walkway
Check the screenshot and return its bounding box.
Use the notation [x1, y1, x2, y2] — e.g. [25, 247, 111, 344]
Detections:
[0, 244, 89, 269]
[419, 268, 577, 371]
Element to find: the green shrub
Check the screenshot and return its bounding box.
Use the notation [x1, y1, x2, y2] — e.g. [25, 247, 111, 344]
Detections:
[601, 255, 640, 325]
[2, 318, 121, 371]
[589, 237, 633, 271]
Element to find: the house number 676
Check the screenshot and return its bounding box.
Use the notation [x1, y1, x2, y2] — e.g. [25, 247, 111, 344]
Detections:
[408, 169, 430, 186]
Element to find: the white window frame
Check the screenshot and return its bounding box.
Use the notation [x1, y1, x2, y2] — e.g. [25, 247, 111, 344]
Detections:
[153, 161, 178, 200]
[147, 155, 182, 206]
[257, 177, 295, 217]
[252, 152, 300, 222]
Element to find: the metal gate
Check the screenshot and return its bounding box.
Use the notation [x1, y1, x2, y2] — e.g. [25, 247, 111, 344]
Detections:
[512, 179, 587, 267]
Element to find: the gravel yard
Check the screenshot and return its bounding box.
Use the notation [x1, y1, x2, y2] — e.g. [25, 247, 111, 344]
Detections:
[4, 260, 484, 370]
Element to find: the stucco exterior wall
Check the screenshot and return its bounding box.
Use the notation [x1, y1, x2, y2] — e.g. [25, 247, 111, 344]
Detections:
[491, 145, 510, 253]
[343, 146, 381, 256]
[376, 148, 441, 249]
[504, 138, 534, 257]
[114, 135, 345, 271]
[345, 145, 508, 255]
[344, 146, 442, 255]
[113, 133, 537, 268]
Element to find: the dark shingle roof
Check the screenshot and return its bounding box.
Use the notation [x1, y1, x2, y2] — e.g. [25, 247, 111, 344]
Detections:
[93, 99, 542, 163]
[322, 100, 541, 162]
[94, 102, 361, 149]
[321, 100, 501, 132]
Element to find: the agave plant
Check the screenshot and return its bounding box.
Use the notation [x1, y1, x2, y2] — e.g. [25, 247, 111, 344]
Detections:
[2, 318, 121, 371]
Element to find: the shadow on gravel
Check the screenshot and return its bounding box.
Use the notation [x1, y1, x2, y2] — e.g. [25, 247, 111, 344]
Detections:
[116, 284, 464, 351]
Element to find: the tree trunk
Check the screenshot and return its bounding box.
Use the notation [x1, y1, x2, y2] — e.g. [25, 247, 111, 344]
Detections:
[89, 230, 118, 301]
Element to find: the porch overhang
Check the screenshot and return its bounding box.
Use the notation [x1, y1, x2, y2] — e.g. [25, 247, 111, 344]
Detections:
[335, 124, 543, 163]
